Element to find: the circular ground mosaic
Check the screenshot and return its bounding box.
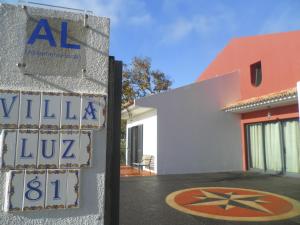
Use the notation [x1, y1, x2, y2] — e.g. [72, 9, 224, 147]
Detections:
[166, 187, 300, 221]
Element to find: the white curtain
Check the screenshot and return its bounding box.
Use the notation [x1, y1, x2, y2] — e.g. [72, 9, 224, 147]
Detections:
[264, 122, 282, 172]
[249, 124, 264, 169]
[283, 121, 300, 173]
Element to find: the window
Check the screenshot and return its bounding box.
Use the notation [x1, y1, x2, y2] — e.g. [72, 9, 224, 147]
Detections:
[247, 119, 300, 174]
[250, 61, 262, 87]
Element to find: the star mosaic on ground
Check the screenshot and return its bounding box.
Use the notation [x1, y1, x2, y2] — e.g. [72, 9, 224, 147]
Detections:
[188, 190, 272, 214]
[166, 187, 300, 221]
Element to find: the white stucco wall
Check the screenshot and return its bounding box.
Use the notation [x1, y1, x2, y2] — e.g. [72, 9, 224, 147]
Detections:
[136, 72, 242, 175]
[126, 110, 157, 173]
[0, 4, 109, 225]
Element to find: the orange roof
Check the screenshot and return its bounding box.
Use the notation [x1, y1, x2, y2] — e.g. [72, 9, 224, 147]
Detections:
[223, 87, 297, 112]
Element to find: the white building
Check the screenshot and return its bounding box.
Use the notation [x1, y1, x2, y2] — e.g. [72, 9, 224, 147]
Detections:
[122, 72, 243, 175]
[122, 31, 300, 176]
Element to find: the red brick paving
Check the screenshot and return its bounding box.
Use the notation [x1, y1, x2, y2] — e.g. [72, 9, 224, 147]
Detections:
[120, 165, 154, 177]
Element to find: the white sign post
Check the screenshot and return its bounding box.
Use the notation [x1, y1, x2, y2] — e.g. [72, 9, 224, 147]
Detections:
[0, 3, 111, 225]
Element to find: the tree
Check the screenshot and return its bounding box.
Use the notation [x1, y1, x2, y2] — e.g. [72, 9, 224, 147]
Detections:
[122, 57, 172, 107]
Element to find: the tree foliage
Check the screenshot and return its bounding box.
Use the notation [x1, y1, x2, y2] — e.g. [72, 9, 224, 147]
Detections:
[122, 57, 172, 107]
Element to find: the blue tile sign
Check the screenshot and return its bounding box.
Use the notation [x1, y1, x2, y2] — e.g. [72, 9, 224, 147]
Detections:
[0, 90, 20, 129]
[0, 91, 104, 212]
[0, 3, 109, 218]
[0, 91, 106, 129]
[4, 169, 80, 212]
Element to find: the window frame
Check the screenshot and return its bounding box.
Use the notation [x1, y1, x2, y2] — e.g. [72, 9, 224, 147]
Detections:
[246, 118, 300, 177]
[250, 61, 262, 87]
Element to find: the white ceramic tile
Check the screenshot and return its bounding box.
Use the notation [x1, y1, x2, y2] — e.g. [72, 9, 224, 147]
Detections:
[37, 130, 59, 169]
[81, 94, 102, 129]
[40, 92, 61, 129]
[19, 91, 41, 129]
[66, 170, 80, 208]
[0, 90, 20, 129]
[0, 130, 17, 170]
[79, 130, 93, 167]
[99, 96, 106, 127]
[4, 170, 25, 212]
[15, 130, 38, 169]
[23, 170, 46, 211]
[60, 131, 80, 168]
[61, 93, 81, 129]
[45, 169, 67, 209]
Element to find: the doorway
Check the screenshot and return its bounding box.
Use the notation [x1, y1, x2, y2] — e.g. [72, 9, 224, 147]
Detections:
[127, 125, 143, 165]
[246, 119, 300, 175]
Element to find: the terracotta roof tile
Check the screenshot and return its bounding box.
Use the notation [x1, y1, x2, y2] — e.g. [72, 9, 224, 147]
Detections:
[223, 87, 297, 110]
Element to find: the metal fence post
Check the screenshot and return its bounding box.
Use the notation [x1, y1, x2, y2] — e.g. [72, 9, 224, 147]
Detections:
[104, 56, 122, 225]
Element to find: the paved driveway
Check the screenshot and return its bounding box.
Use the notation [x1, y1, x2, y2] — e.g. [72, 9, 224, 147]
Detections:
[120, 172, 300, 225]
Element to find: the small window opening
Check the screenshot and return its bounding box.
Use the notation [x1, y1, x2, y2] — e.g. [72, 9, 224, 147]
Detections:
[250, 61, 262, 87]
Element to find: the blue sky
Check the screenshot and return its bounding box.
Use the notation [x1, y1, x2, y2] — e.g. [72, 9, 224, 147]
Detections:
[5, 0, 300, 88]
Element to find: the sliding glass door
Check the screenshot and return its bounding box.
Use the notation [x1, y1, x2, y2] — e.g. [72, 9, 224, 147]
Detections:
[282, 120, 300, 173]
[247, 119, 300, 175]
[127, 125, 143, 165]
[248, 124, 264, 170]
[264, 122, 283, 172]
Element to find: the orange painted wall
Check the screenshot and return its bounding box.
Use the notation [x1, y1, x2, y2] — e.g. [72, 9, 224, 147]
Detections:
[240, 104, 299, 171]
[197, 30, 300, 100]
[196, 30, 300, 171]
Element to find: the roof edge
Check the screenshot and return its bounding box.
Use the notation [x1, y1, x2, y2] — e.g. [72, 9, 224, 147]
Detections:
[223, 87, 297, 113]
